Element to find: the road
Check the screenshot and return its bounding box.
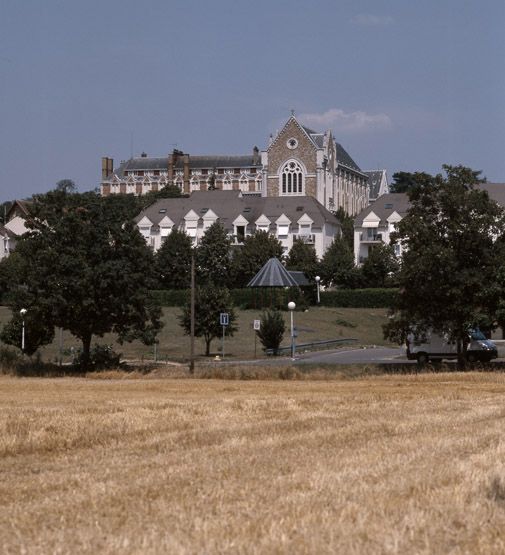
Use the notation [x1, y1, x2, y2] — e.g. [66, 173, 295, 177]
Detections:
[294, 346, 409, 365]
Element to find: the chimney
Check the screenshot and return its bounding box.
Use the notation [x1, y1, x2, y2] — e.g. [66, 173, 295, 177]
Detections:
[101, 157, 113, 180]
[141, 152, 147, 158]
[168, 148, 183, 184]
[183, 154, 190, 193]
[252, 146, 259, 165]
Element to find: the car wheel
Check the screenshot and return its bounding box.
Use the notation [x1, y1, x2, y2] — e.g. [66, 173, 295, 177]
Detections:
[417, 353, 429, 365]
[467, 352, 478, 363]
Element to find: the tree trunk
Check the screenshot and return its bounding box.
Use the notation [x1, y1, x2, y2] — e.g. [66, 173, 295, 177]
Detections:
[456, 337, 466, 370]
[81, 332, 92, 370]
[205, 336, 211, 357]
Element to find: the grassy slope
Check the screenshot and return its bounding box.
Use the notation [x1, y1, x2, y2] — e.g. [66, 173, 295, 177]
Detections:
[2, 374, 505, 553]
[0, 305, 393, 363]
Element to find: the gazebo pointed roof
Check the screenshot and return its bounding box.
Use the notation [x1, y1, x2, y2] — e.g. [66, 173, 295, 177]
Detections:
[247, 257, 299, 287]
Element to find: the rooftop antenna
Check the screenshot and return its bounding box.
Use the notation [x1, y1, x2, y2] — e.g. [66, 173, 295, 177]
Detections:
[291, 109, 295, 116]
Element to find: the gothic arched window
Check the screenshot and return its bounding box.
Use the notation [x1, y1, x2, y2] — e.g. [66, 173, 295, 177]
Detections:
[280, 160, 304, 195]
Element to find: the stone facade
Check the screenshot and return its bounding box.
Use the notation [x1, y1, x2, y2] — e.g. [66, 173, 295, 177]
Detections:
[100, 115, 371, 217]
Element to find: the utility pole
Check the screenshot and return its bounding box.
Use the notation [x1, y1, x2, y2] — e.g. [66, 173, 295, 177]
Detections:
[189, 251, 195, 373]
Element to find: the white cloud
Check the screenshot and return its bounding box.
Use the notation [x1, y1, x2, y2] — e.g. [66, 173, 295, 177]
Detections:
[298, 108, 392, 133]
[352, 14, 394, 26]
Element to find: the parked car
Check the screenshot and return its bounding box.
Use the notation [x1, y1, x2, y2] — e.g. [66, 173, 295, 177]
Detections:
[406, 328, 498, 364]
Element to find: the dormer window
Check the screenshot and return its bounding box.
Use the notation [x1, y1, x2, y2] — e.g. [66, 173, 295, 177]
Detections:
[277, 224, 289, 238]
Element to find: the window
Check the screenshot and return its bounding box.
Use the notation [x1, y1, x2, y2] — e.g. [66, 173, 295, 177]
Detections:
[280, 160, 304, 195]
[299, 224, 311, 236]
[190, 177, 200, 192]
[160, 226, 171, 237]
[277, 224, 289, 237]
[139, 226, 150, 239]
[223, 175, 232, 190]
[186, 226, 197, 237]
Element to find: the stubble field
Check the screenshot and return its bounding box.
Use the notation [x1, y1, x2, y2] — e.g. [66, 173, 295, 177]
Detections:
[2, 373, 505, 553]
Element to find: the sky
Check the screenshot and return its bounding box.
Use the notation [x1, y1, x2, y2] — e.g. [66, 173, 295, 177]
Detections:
[1, 0, 505, 201]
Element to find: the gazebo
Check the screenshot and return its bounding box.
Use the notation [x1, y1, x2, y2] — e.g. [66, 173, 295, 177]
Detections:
[247, 257, 308, 308]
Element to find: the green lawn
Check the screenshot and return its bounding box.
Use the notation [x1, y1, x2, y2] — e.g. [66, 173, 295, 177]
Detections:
[0, 305, 392, 363]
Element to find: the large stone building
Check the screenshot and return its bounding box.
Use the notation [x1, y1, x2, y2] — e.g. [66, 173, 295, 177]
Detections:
[101, 115, 373, 217]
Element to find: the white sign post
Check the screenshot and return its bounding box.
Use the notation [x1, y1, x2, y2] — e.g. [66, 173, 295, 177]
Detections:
[253, 319, 261, 358]
[220, 313, 229, 359]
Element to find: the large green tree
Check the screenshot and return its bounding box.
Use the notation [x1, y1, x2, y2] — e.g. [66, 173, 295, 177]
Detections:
[0, 191, 162, 366]
[333, 207, 354, 250]
[285, 239, 319, 281]
[196, 221, 232, 287]
[231, 231, 284, 287]
[384, 165, 502, 366]
[155, 229, 193, 289]
[179, 285, 237, 356]
[389, 171, 436, 194]
[319, 236, 356, 288]
[361, 243, 399, 288]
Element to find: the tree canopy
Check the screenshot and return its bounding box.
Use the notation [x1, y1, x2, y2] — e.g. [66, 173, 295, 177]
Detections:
[196, 221, 232, 287]
[285, 239, 319, 281]
[179, 285, 237, 356]
[389, 171, 436, 194]
[384, 165, 502, 365]
[0, 191, 162, 366]
[230, 230, 284, 288]
[156, 229, 193, 289]
[319, 236, 356, 288]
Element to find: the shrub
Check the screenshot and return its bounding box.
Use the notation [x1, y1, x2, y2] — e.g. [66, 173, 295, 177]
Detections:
[0, 346, 21, 372]
[73, 344, 121, 370]
[256, 309, 286, 354]
[321, 288, 398, 308]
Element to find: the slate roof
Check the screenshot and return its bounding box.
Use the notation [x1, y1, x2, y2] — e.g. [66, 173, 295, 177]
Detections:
[247, 258, 299, 287]
[354, 193, 410, 226]
[136, 190, 340, 233]
[334, 141, 362, 172]
[365, 170, 386, 200]
[111, 155, 261, 178]
[480, 182, 505, 206]
[298, 120, 362, 172]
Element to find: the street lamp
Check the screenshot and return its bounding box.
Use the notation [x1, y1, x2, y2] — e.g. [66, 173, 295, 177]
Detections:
[288, 301, 296, 360]
[315, 275, 321, 304]
[19, 308, 27, 352]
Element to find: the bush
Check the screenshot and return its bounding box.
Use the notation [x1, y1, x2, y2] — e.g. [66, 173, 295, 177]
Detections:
[0, 346, 21, 372]
[320, 288, 398, 308]
[256, 309, 286, 354]
[152, 287, 313, 310]
[73, 344, 121, 370]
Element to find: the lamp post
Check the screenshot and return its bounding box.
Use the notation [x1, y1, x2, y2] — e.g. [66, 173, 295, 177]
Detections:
[19, 308, 27, 353]
[288, 301, 296, 360]
[315, 275, 321, 304]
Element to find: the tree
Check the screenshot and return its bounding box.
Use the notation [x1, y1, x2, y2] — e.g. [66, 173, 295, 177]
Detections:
[55, 179, 77, 193]
[285, 239, 319, 281]
[384, 165, 502, 366]
[389, 171, 436, 194]
[230, 231, 284, 288]
[179, 285, 237, 356]
[155, 229, 193, 289]
[334, 207, 354, 250]
[196, 221, 232, 287]
[319, 236, 356, 288]
[256, 309, 285, 354]
[361, 243, 399, 288]
[0, 191, 162, 367]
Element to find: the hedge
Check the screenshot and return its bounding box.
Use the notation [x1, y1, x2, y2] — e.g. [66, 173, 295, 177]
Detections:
[320, 288, 398, 308]
[150, 287, 397, 309]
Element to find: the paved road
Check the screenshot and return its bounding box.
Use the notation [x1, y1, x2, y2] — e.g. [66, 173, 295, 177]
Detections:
[294, 346, 409, 365]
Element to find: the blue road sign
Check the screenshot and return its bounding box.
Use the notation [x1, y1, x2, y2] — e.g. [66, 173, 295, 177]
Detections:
[220, 313, 229, 326]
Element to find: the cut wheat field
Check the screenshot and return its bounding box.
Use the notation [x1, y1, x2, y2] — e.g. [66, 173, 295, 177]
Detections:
[2, 373, 505, 554]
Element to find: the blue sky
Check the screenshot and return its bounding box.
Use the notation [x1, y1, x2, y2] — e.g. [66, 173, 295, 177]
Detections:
[1, 0, 505, 200]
